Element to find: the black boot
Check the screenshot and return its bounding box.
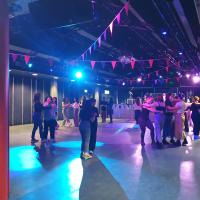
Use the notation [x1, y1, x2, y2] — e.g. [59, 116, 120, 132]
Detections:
[182, 138, 188, 146]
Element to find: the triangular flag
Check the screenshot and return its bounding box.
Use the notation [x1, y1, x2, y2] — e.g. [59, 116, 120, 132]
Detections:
[89, 46, 92, 54]
[91, 61, 96, 69]
[130, 59, 136, 70]
[109, 21, 114, 35]
[12, 54, 18, 63]
[116, 13, 121, 24]
[111, 61, 117, 69]
[103, 30, 107, 40]
[125, 3, 129, 16]
[148, 74, 150, 78]
[156, 70, 159, 76]
[149, 59, 154, 68]
[98, 37, 101, 47]
[81, 54, 85, 60]
[165, 66, 169, 72]
[155, 80, 157, 84]
[24, 55, 30, 64]
[93, 42, 96, 50]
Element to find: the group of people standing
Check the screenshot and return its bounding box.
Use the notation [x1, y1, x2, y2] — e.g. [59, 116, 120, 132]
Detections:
[133, 94, 200, 148]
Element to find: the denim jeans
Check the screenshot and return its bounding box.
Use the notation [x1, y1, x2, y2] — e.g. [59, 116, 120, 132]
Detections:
[79, 121, 91, 153]
[154, 113, 165, 143]
[163, 114, 174, 139]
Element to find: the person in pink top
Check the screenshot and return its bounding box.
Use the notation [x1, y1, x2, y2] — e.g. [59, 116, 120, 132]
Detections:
[73, 98, 80, 127]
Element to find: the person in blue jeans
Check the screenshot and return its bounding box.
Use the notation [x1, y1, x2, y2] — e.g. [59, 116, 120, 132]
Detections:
[31, 93, 43, 143]
[79, 100, 93, 160]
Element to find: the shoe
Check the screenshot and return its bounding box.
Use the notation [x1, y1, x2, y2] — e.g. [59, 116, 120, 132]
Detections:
[89, 151, 94, 155]
[170, 138, 176, 144]
[81, 153, 92, 160]
[141, 141, 145, 146]
[182, 138, 188, 146]
[162, 139, 170, 145]
[31, 139, 39, 143]
[174, 140, 181, 147]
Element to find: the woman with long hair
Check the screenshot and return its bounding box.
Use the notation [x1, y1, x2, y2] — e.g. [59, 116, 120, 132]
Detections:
[31, 93, 43, 143]
[79, 99, 93, 159]
[73, 98, 80, 127]
[62, 97, 72, 127]
[52, 97, 59, 130]
[133, 97, 142, 126]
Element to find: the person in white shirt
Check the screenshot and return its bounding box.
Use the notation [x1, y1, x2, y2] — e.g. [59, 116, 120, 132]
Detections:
[173, 95, 188, 146]
[133, 97, 142, 125]
[73, 98, 80, 127]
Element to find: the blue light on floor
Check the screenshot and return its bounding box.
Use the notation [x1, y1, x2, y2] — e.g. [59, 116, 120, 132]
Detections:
[53, 141, 104, 148]
[10, 146, 41, 171]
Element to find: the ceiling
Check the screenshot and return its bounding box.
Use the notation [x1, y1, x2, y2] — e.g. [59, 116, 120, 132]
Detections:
[8, 0, 200, 87]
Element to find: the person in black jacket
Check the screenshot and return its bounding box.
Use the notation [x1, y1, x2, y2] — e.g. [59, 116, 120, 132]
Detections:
[89, 98, 99, 155]
[31, 93, 43, 143]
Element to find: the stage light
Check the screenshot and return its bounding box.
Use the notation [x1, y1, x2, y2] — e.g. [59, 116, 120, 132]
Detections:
[97, 83, 101, 86]
[104, 90, 110, 94]
[75, 71, 82, 79]
[122, 82, 126, 86]
[71, 80, 75, 82]
[28, 63, 33, 68]
[54, 76, 58, 80]
[186, 74, 190, 78]
[32, 73, 38, 76]
[192, 75, 200, 83]
[159, 75, 163, 79]
[137, 77, 142, 82]
[50, 68, 53, 72]
[84, 89, 88, 93]
[178, 52, 183, 55]
[162, 31, 167, 35]
[9, 69, 12, 72]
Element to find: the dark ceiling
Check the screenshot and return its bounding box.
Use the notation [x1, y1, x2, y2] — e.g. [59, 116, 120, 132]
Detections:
[9, 0, 200, 87]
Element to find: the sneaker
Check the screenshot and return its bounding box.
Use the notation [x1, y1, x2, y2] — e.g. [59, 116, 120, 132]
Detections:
[170, 138, 176, 144]
[89, 151, 94, 155]
[182, 138, 188, 146]
[82, 153, 92, 160]
[162, 139, 170, 145]
[31, 139, 39, 143]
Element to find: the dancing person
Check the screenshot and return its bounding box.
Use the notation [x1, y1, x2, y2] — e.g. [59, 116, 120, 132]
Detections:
[173, 95, 188, 146]
[89, 98, 99, 155]
[79, 100, 93, 159]
[190, 96, 200, 139]
[73, 98, 80, 127]
[133, 97, 142, 127]
[163, 93, 175, 144]
[31, 93, 43, 143]
[52, 97, 59, 130]
[139, 96, 155, 146]
[108, 98, 114, 123]
[62, 97, 72, 127]
[43, 96, 56, 143]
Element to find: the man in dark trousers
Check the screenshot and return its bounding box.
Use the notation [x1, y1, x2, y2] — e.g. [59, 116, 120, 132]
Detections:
[89, 98, 99, 155]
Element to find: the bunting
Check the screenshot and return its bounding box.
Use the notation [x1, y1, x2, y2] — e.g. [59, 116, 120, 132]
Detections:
[91, 61, 96, 69]
[112, 61, 117, 69]
[130, 59, 136, 70]
[12, 54, 18, 63]
[24, 55, 30, 64]
[149, 59, 154, 68]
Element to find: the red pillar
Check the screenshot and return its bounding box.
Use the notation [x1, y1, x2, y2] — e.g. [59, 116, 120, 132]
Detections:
[0, 1, 9, 200]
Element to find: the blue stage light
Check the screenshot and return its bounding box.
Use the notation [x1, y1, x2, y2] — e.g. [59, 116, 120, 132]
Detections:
[162, 31, 167, 35]
[75, 71, 82, 79]
[28, 63, 33, 68]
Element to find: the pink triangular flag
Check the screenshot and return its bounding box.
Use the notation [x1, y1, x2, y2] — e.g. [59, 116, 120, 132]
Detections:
[24, 55, 30, 64]
[166, 66, 169, 72]
[91, 61, 96, 69]
[111, 61, 117, 69]
[116, 13, 121, 24]
[89, 46, 92, 54]
[109, 21, 114, 35]
[130, 59, 136, 70]
[125, 2, 129, 16]
[98, 37, 101, 47]
[103, 31, 107, 40]
[149, 59, 154, 68]
[156, 70, 159, 76]
[12, 54, 18, 63]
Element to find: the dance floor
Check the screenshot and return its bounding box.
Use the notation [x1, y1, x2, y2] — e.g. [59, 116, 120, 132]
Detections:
[10, 120, 200, 200]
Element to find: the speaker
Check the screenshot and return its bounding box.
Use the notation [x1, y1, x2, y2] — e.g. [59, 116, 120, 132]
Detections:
[29, 0, 92, 28]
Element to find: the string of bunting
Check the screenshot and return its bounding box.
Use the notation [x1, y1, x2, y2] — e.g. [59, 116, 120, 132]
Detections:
[77, 2, 129, 61]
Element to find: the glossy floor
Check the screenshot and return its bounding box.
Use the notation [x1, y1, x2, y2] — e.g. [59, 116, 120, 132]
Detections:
[10, 121, 200, 200]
